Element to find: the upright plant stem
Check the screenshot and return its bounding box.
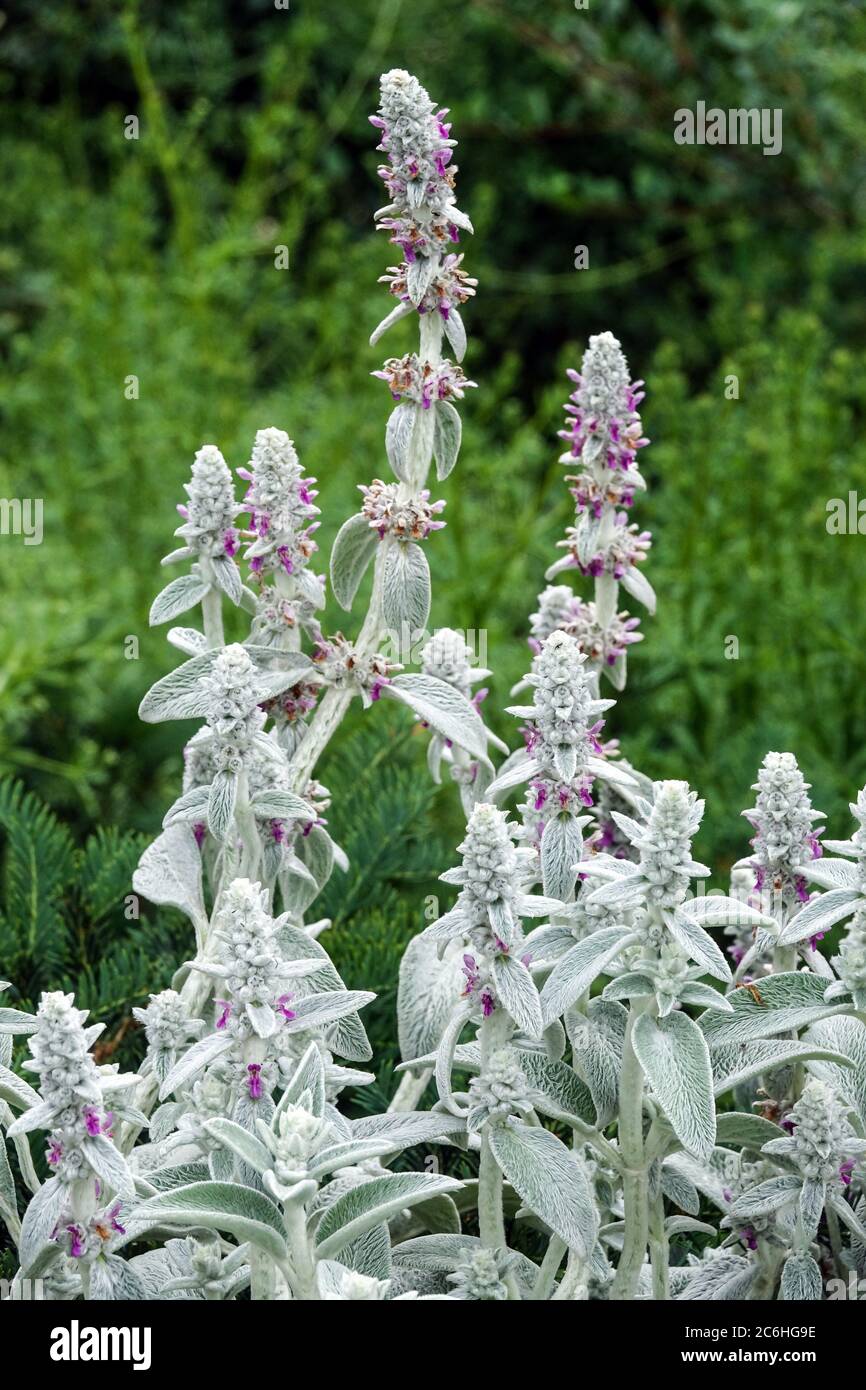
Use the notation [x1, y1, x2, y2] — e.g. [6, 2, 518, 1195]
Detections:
[611, 999, 651, 1300]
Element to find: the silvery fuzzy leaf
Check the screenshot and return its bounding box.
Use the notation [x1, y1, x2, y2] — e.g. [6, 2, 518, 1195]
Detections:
[632, 1011, 715, 1160]
[398, 933, 465, 1063]
[209, 1146, 236, 1182]
[822, 837, 857, 857]
[279, 1041, 326, 1116]
[250, 788, 316, 822]
[443, 309, 467, 362]
[488, 1119, 598, 1256]
[491, 953, 543, 1039]
[254, 663, 317, 702]
[777, 887, 860, 945]
[339, 1222, 393, 1281]
[314, 1173, 462, 1260]
[575, 510, 602, 568]
[522, 924, 576, 962]
[350, 1111, 466, 1151]
[435, 1002, 473, 1107]
[665, 1216, 717, 1239]
[18, 1176, 67, 1276]
[540, 813, 584, 901]
[679, 983, 734, 1012]
[280, 989, 375, 1035]
[665, 908, 732, 983]
[81, 1135, 135, 1200]
[799, 1178, 825, 1242]
[700, 971, 845, 1047]
[603, 652, 628, 691]
[9, 1100, 69, 1134]
[148, 1101, 185, 1145]
[167, 626, 208, 656]
[433, 400, 461, 480]
[0, 1008, 37, 1036]
[619, 564, 656, 615]
[660, 1167, 701, 1217]
[603, 972, 655, 1002]
[828, 1194, 866, 1245]
[679, 895, 775, 931]
[299, 823, 335, 892]
[386, 402, 417, 483]
[161, 546, 194, 566]
[207, 771, 238, 841]
[513, 1050, 595, 1127]
[386, 674, 492, 767]
[246, 1000, 278, 1038]
[130, 1181, 288, 1262]
[566, 999, 627, 1127]
[273, 921, 372, 1062]
[715, 1112, 786, 1148]
[486, 753, 539, 800]
[676, 1252, 755, 1300]
[138, 650, 220, 722]
[136, 822, 207, 928]
[729, 1176, 802, 1219]
[540, 928, 636, 1025]
[163, 785, 211, 828]
[711, 1038, 854, 1096]
[585, 873, 646, 908]
[210, 554, 242, 605]
[553, 743, 578, 784]
[159, 1032, 233, 1101]
[802, 857, 859, 890]
[407, 254, 437, 305]
[369, 299, 414, 347]
[149, 573, 210, 626]
[515, 892, 571, 919]
[329, 513, 378, 612]
[204, 1118, 272, 1175]
[780, 1251, 822, 1301]
[804, 1016, 866, 1127]
[382, 540, 431, 636]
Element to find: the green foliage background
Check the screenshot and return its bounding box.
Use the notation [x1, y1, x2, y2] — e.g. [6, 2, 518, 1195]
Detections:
[1, 0, 866, 1061]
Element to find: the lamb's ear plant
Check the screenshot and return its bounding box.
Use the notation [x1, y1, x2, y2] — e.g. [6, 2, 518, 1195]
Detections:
[2, 70, 866, 1302]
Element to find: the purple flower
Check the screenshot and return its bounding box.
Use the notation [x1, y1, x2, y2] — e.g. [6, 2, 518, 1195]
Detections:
[276, 994, 296, 1021]
[215, 999, 231, 1030]
[247, 1063, 263, 1099]
[839, 1160, 855, 1186]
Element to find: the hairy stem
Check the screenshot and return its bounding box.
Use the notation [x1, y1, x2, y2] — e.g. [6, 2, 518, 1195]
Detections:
[611, 999, 652, 1299]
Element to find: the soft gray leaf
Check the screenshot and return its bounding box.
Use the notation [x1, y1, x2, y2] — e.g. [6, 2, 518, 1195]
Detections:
[149, 574, 210, 626]
[540, 814, 583, 901]
[540, 928, 634, 1025]
[632, 1011, 715, 1160]
[700, 972, 844, 1046]
[381, 541, 431, 637]
[385, 403, 417, 483]
[130, 1181, 287, 1262]
[398, 934, 465, 1063]
[432, 400, 462, 480]
[780, 1251, 822, 1300]
[132, 825, 206, 926]
[386, 673, 491, 766]
[329, 513, 378, 612]
[491, 953, 543, 1039]
[315, 1173, 462, 1260]
[488, 1119, 598, 1255]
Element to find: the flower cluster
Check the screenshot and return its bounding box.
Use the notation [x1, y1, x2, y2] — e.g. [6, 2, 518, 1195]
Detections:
[209, 879, 294, 1041]
[373, 354, 476, 408]
[13, 992, 110, 1185]
[741, 752, 824, 911]
[381, 252, 476, 321]
[770, 1080, 866, 1183]
[635, 780, 707, 909]
[560, 332, 647, 472]
[132, 990, 202, 1082]
[510, 630, 603, 790]
[466, 1047, 539, 1131]
[258, 1103, 336, 1186]
[370, 68, 472, 264]
[201, 644, 266, 774]
[313, 633, 397, 708]
[447, 1247, 513, 1300]
[358, 479, 446, 540]
[174, 445, 242, 561]
[239, 428, 322, 585]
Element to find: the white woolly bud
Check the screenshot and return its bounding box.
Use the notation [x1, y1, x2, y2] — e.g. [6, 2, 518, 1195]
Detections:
[467, 1046, 538, 1131]
[639, 780, 703, 908]
[421, 628, 474, 695]
[789, 1080, 858, 1182]
[744, 752, 823, 870]
[447, 1247, 511, 1300]
[243, 428, 320, 581]
[179, 445, 240, 558]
